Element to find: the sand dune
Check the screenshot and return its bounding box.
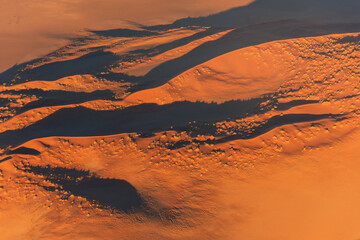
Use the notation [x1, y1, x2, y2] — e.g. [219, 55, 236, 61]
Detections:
[2, 30, 360, 239]
[0, 0, 253, 72]
[2, 1, 360, 239]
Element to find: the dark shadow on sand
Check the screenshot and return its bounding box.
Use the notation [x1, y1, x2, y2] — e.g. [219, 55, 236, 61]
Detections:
[0, 51, 120, 83]
[8, 147, 40, 156]
[0, 97, 344, 150]
[90, 28, 159, 38]
[171, 0, 360, 28]
[22, 165, 143, 212]
[0, 98, 266, 148]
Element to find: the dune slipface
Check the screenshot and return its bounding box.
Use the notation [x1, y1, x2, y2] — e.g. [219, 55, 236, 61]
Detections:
[1, 1, 360, 239]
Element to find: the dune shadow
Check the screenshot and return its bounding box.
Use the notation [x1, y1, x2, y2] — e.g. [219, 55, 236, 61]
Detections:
[1, 96, 342, 150]
[0, 98, 266, 148]
[0, 51, 120, 83]
[168, 112, 343, 149]
[4, 89, 115, 113]
[171, 0, 360, 28]
[0, 98, 10, 106]
[217, 113, 343, 143]
[0, 156, 12, 163]
[90, 28, 159, 38]
[130, 27, 229, 57]
[22, 165, 143, 212]
[8, 147, 40, 156]
[335, 34, 360, 44]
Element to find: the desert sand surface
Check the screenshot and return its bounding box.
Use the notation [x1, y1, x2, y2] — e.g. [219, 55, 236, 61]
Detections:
[2, 0, 360, 239]
[0, 0, 253, 72]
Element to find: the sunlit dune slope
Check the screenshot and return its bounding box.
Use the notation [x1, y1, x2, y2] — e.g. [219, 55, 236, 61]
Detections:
[95, 32, 360, 105]
[125, 38, 298, 104]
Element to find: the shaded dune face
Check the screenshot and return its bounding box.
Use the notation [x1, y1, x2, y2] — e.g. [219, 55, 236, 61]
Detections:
[18, 164, 143, 212]
[8, 147, 40, 156]
[2, 1, 360, 239]
[0, 99, 264, 148]
[172, 0, 360, 27]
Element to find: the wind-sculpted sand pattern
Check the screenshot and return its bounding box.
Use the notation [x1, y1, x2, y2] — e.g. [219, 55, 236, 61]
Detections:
[2, 2, 360, 239]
